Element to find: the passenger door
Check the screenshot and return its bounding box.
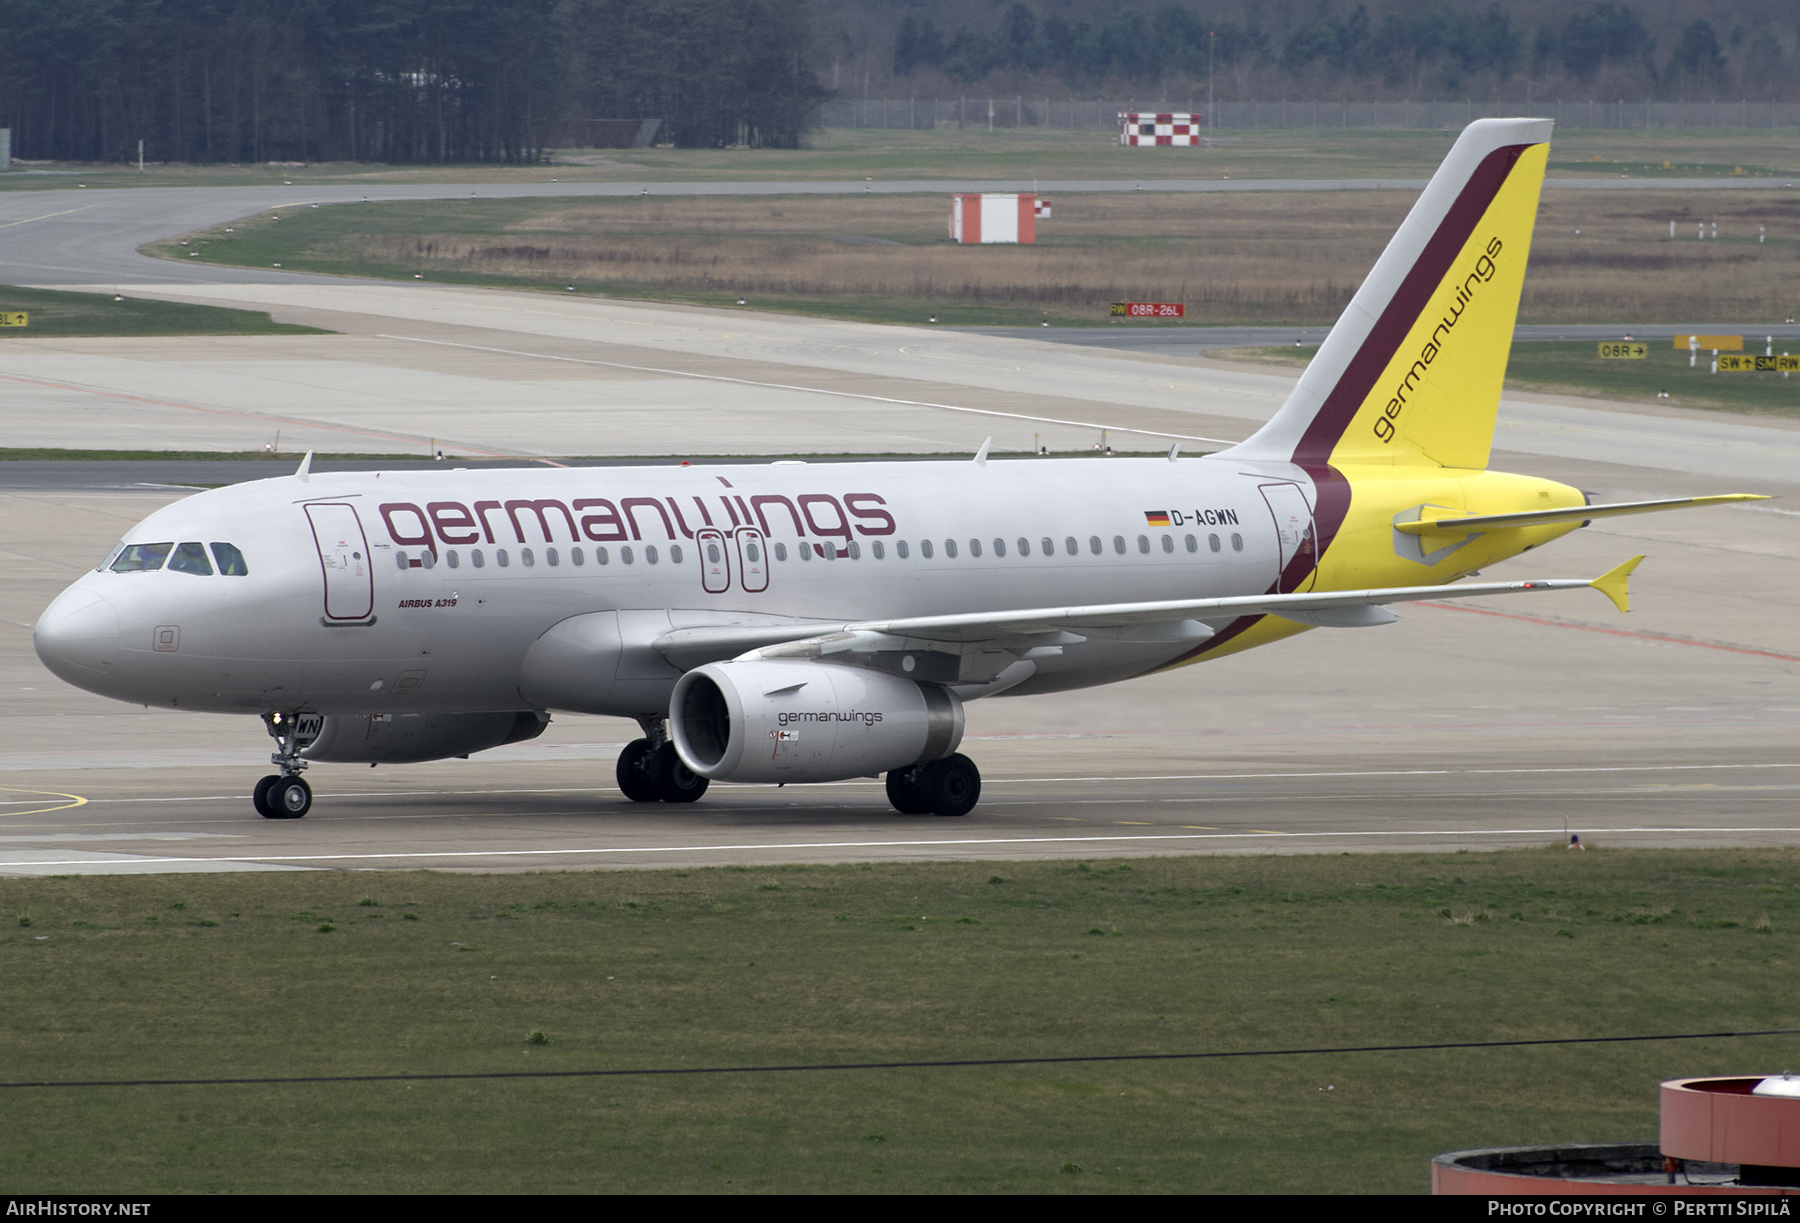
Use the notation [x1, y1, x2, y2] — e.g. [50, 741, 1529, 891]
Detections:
[305, 503, 374, 621]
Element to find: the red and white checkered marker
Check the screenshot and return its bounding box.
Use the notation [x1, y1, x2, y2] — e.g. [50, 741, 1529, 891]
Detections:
[1119, 113, 1203, 147]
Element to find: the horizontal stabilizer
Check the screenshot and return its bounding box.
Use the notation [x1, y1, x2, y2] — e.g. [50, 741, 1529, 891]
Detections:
[1395, 494, 1768, 536]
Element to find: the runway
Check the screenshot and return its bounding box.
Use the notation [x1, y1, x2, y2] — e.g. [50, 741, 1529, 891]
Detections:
[4, 172, 1796, 875]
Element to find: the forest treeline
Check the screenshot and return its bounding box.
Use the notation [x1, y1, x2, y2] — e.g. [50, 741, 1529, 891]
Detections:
[0, 0, 830, 162]
[7, 0, 1795, 164]
[865, 0, 1794, 104]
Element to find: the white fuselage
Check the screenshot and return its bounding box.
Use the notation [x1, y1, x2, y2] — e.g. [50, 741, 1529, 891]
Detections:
[36, 454, 1317, 718]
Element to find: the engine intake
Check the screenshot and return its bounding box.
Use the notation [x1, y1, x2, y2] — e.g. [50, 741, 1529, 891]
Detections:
[670, 660, 962, 784]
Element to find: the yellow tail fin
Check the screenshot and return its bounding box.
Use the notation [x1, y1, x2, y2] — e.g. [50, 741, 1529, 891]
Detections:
[1231, 118, 1552, 472]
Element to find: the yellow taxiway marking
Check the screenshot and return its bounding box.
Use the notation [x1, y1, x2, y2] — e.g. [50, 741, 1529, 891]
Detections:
[0, 787, 89, 817]
[1180, 826, 1220, 831]
[1115, 821, 1153, 825]
[1248, 829, 1289, 835]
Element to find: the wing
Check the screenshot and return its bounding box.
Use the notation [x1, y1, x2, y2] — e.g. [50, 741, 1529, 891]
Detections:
[654, 556, 1647, 673]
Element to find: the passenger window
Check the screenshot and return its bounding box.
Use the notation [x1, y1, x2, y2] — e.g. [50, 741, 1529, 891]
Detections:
[472, 549, 486, 568]
[597, 547, 610, 565]
[1017, 538, 1029, 557]
[621, 547, 634, 565]
[1042, 537, 1055, 556]
[1231, 533, 1244, 552]
[447, 550, 461, 569]
[168, 542, 213, 576]
[945, 539, 958, 558]
[111, 542, 172, 573]
[920, 539, 933, 559]
[707, 543, 721, 563]
[1209, 534, 1221, 553]
[773, 542, 787, 562]
[747, 542, 761, 562]
[1065, 536, 1077, 556]
[497, 549, 511, 567]
[872, 541, 884, 560]
[210, 542, 249, 576]
[800, 542, 812, 561]
[522, 548, 535, 567]
[848, 542, 861, 559]
[1161, 534, 1174, 554]
[1136, 535, 1150, 554]
[571, 548, 584, 567]
[896, 540, 909, 559]
[1184, 534, 1197, 553]
[395, 552, 410, 571]
[670, 545, 682, 564]
[546, 548, 559, 567]
[1088, 536, 1101, 555]
[1113, 536, 1126, 555]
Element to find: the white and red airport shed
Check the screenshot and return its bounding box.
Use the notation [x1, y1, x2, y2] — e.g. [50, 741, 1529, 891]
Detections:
[949, 194, 1045, 244]
[1119, 113, 1203, 146]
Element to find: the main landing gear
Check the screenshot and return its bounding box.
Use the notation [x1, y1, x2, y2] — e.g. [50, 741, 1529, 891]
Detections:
[254, 712, 313, 819]
[617, 719, 709, 804]
[885, 754, 981, 818]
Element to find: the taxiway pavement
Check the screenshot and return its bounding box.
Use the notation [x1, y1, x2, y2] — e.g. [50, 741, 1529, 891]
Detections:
[3, 177, 1795, 874]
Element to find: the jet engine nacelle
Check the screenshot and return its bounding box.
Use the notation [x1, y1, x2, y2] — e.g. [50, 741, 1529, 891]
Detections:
[670, 660, 963, 784]
[299, 711, 548, 765]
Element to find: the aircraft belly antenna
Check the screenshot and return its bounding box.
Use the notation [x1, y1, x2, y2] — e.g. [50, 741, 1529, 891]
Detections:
[974, 437, 991, 467]
[295, 451, 314, 481]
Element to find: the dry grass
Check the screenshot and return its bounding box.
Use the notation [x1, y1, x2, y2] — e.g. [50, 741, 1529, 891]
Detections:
[186, 188, 1800, 326]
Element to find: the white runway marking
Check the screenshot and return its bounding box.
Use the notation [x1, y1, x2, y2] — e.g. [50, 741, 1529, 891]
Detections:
[32, 760, 1797, 809]
[4, 826, 1800, 871]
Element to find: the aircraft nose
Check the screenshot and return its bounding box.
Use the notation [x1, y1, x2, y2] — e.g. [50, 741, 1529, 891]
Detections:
[34, 586, 120, 686]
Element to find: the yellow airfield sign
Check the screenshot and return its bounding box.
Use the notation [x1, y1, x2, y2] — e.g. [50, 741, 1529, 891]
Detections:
[1597, 342, 1646, 359]
[1718, 354, 1800, 372]
[1674, 335, 1742, 350]
[0, 312, 27, 327]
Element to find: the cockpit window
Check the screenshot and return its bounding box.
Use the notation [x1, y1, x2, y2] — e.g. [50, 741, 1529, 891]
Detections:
[110, 542, 172, 572]
[210, 542, 249, 576]
[168, 542, 214, 576]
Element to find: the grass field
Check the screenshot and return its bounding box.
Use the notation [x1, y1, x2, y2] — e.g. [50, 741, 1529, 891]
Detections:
[2, 848, 1795, 1193]
[160, 186, 1800, 330]
[1218, 339, 1800, 419]
[10, 126, 1800, 192]
[0, 285, 327, 338]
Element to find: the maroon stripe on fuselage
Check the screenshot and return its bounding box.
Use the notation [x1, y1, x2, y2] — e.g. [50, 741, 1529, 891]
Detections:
[1292, 142, 1530, 467]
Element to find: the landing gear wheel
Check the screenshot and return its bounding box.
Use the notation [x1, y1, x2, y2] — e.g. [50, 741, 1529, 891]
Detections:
[268, 775, 312, 819]
[918, 754, 981, 817]
[253, 774, 282, 819]
[885, 766, 931, 815]
[653, 744, 709, 804]
[616, 739, 662, 803]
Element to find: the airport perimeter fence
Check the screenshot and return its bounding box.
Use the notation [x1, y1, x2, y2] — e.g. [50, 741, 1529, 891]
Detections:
[823, 98, 1800, 132]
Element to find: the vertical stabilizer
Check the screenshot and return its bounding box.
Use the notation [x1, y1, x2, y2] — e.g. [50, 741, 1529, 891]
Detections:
[1229, 118, 1552, 471]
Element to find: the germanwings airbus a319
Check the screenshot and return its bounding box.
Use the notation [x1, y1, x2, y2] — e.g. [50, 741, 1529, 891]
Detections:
[34, 119, 1763, 820]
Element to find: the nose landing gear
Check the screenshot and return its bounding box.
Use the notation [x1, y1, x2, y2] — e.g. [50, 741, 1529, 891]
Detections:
[256, 712, 316, 819]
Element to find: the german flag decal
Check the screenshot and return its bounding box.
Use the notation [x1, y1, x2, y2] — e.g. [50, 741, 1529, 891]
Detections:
[1144, 511, 1172, 527]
